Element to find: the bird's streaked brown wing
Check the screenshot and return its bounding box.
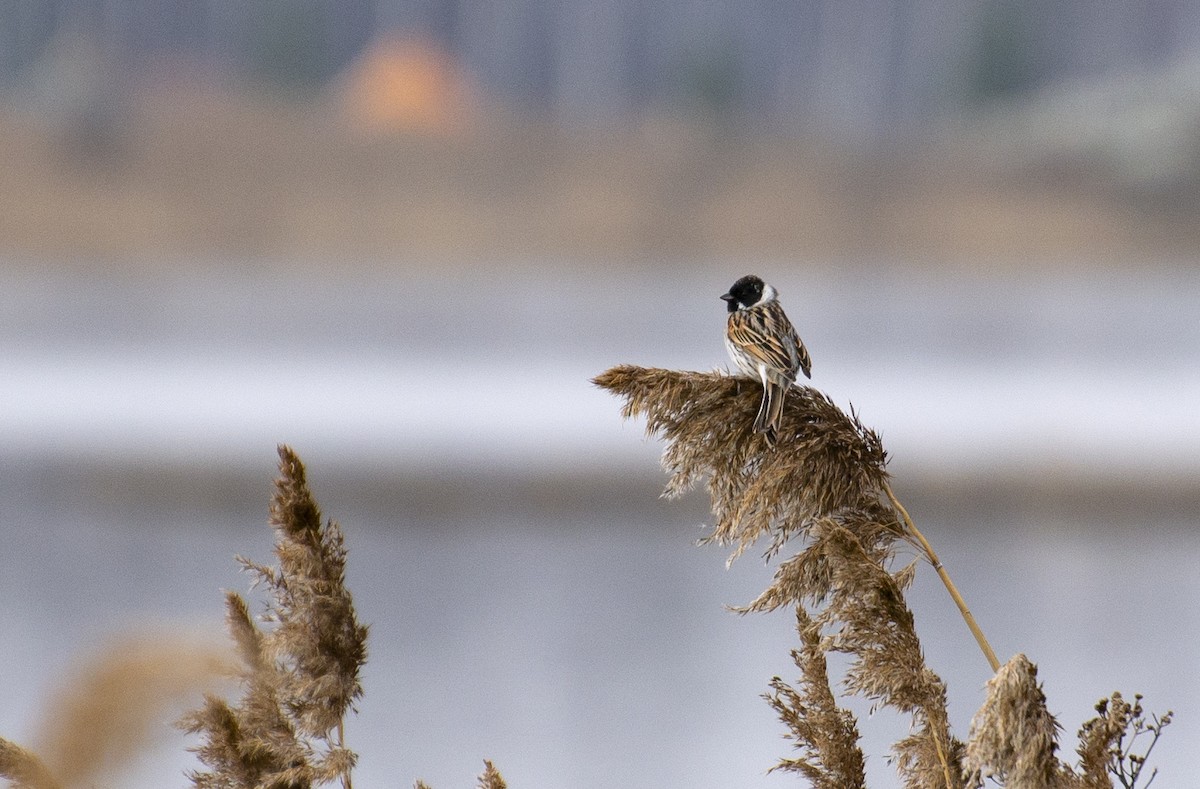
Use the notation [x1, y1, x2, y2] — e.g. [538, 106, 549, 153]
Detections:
[727, 302, 809, 382]
[794, 330, 812, 379]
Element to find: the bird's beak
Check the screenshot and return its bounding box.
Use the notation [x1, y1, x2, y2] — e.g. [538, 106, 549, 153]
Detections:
[720, 292, 735, 302]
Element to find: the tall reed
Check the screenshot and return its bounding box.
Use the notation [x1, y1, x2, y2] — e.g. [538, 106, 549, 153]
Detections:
[179, 445, 369, 789]
[594, 364, 1171, 788]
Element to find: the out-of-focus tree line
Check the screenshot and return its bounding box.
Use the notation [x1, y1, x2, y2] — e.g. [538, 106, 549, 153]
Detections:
[4, 1, 1199, 141]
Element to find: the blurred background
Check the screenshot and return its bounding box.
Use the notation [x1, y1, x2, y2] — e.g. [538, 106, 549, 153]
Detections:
[0, 1, 1197, 787]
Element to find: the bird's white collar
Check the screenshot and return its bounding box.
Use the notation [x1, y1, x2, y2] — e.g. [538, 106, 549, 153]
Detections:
[755, 283, 778, 306]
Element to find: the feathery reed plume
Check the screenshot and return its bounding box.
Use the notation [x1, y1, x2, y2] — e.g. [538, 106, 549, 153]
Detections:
[964, 654, 1062, 787]
[967, 674, 1173, 789]
[250, 446, 369, 739]
[181, 445, 369, 789]
[0, 739, 60, 789]
[594, 366, 965, 787]
[765, 607, 866, 788]
[593, 366, 899, 559]
[596, 365, 1172, 789]
[477, 760, 508, 789]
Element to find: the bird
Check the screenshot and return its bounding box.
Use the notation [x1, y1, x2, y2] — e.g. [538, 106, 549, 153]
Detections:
[720, 275, 812, 445]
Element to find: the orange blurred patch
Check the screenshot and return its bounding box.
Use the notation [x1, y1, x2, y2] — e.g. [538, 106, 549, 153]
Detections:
[339, 37, 474, 136]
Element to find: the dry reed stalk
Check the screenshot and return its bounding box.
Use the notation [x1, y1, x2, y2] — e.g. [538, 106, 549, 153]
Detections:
[594, 367, 900, 556]
[0, 446, 515, 788]
[180, 445, 369, 789]
[595, 364, 1172, 789]
[594, 366, 963, 787]
[477, 760, 508, 789]
[247, 446, 369, 740]
[884, 483, 1000, 672]
[765, 607, 866, 787]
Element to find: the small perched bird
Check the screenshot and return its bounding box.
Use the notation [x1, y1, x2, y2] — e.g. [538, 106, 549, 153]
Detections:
[721, 275, 812, 445]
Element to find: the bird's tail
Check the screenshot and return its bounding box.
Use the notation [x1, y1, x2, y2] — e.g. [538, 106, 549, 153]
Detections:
[753, 381, 786, 446]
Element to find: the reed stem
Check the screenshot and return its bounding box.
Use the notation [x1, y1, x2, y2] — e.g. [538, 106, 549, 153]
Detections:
[883, 481, 1001, 673]
[339, 719, 352, 789]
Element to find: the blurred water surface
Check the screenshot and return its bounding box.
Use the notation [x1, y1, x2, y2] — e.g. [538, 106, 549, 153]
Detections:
[0, 259, 1196, 786]
[2, 260, 1198, 475]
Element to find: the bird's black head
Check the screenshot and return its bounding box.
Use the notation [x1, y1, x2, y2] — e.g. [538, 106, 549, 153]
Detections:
[720, 275, 765, 313]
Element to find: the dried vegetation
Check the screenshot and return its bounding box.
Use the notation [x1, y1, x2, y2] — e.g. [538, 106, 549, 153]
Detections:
[0, 366, 1174, 789]
[594, 365, 1172, 788]
[179, 445, 368, 789]
[0, 446, 506, 789]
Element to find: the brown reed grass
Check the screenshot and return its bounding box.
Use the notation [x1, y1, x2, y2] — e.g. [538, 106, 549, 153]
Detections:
[176, 446, 509, 788]
[964, 654, 1062, 787]
[1, 446, 511, 788]
[966, 659, 1175, 789]
[765, 607, 866, 787]
[477, 760, 508, 789]
[180, 445, 369, 789]
[2, 389, 1167, 787]
[594, 364, 1171, 789]
[594, 365, 960, 786]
